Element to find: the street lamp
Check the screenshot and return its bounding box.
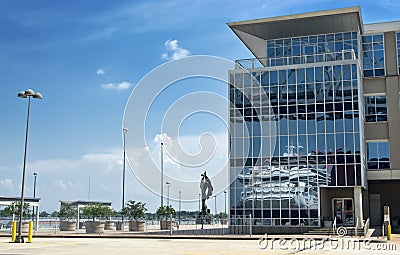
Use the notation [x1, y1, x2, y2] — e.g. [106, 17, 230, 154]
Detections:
[178, 190, 181, 224]
[214, 195, 217, 220]
[16, 89, 42, 243]
[166, 182, 170, 207]
[32, 172, 38, 230]
[160, 142, 164, 207]
[224, 190, 227, 215]
[122, 127, 128, 230]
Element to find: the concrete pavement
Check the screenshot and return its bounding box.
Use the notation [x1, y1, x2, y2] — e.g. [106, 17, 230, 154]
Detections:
[1, 235, 400, 255]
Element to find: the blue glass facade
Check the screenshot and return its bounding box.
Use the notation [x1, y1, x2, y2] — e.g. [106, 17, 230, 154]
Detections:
[362, 34, 385, 77]
[397, 32, 400, 74]
[229, 31, 364, 227]
[266, 32, 358, 67]
[367, 142, 390, 170]
[365, 95, 387, 122]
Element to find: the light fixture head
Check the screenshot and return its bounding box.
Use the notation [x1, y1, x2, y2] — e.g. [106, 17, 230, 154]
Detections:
[17, 92, 27, 98]
[18, 89, 43, 99]
[25, 89, 34, 96]
[33, 93, 43, 99]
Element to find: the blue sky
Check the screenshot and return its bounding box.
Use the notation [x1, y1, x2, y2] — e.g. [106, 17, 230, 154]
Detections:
[0, 0, 399, 213]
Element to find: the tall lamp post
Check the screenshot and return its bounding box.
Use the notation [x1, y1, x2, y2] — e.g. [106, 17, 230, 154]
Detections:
[122, 127, 128, 230]
[32, 172, 38, 230]
[166, 182, 170, 207]
[224, 190, 227, 215]
[16, 89, 42, 243]
[178, 190, 181, 224]
[160, 142, 164, 207]
[214, 195, 217, 222]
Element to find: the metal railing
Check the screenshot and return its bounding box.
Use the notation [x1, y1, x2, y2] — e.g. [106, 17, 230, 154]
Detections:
[364, 218, 370, 236]
[332, 216, 337, 234]
[235, 50, 356, 69]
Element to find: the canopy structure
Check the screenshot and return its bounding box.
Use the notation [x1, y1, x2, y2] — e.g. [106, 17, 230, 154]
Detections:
[0, 196, 41, 230]
[60, 200, 112, 229]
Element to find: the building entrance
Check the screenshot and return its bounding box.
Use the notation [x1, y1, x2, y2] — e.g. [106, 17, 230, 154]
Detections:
[332, 198, 354, 226]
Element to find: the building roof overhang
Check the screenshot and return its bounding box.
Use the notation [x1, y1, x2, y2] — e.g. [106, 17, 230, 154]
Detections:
[60, 200, 112, 208]
[227, 6, 363, 59]
[0, 196, 41, 207]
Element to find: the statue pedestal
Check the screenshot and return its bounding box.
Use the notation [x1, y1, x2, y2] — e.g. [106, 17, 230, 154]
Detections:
[196, 211, 212, 224]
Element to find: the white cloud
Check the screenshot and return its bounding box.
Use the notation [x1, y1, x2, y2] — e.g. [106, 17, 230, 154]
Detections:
[97, 68, 106, 75]
[161, 39, 191, 60]
[0, 178, 14, 189]
[101, 81, 132, 91]
[16, 131, 228, 213]
[54, 180, 68, 190]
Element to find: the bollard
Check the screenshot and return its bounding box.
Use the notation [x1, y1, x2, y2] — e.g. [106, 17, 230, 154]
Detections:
[28, 221, 33, 243]
[388, 224, 392, 240]
[11, 221, 16, 242]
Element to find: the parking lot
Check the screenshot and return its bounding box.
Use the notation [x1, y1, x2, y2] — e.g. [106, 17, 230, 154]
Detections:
[1, 236, 400, 255]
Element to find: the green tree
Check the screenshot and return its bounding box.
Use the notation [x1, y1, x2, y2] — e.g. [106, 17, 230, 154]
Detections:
[39, 211, 50, 217]
[58, 204, 78, 221]
[3, 202, 31, 218]
[156, 205, 176, 220]
[81, 203, 112, 221]
[217, 212, 228, 219]
[122, 200, 147, 220]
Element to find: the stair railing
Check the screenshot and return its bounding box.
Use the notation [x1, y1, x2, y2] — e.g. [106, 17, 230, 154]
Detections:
[364, 218, 370, 236]
[355, 217, 359, 236]
[333, 217, 337, 234]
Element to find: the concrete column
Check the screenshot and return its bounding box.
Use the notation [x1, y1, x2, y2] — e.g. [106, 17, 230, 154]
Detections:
[354, 187, 363, 227]
[386, 77, 400, 171]
[384, 31, 400, 172]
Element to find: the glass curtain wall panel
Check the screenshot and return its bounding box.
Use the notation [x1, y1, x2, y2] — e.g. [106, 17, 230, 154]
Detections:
[229, 32, 362, 227]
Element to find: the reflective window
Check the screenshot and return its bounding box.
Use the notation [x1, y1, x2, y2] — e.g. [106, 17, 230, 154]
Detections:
[229, 63, 362, 227]
[367, 142, 390, 169]
[365, 96, 388, 122]
[265, 32, 358, 67]
[397, 32, 400, 74]
[362, 34, 385, 77]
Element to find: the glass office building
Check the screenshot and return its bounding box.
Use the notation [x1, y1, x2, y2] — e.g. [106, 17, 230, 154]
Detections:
[228, 7, 400, 233]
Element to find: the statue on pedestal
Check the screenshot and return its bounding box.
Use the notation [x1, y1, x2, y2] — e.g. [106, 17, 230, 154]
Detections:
[197, 171, 213, 227]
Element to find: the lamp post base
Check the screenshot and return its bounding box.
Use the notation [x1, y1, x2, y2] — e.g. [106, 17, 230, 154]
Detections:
[14, 236, 24, 243]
